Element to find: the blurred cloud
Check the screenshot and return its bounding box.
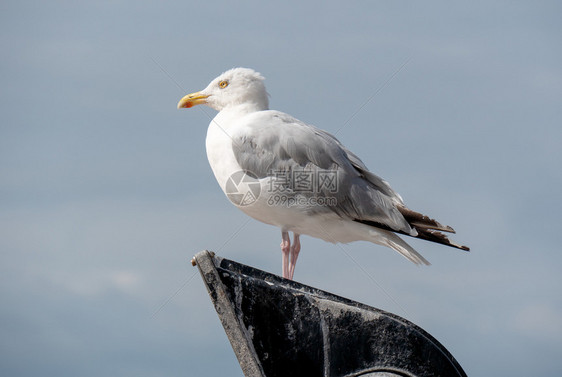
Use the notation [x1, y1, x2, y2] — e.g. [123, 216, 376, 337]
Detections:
[511, 303, 562, 343]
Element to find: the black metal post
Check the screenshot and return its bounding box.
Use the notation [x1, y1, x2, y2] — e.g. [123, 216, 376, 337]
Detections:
[192, 250, 467, 377]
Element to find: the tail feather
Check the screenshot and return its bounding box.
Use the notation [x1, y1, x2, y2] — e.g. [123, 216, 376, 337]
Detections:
[367, 227, 430, 265]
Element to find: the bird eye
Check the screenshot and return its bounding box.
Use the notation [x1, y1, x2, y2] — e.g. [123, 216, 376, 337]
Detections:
[218, 80, 228, 89]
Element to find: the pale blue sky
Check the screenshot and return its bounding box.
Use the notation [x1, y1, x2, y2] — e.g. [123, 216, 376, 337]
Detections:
[1, 1, 561, 376]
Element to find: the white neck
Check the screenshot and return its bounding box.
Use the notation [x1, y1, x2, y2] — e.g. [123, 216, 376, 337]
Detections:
[220, 101, 268, 115]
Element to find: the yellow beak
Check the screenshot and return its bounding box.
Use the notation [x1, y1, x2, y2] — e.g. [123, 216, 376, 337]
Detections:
[177, 92, 209, 109]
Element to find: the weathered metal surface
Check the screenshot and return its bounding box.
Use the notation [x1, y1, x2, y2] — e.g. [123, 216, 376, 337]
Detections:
[193, 250, 467, 377]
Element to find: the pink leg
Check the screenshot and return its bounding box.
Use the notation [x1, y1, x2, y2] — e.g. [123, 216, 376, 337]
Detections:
[280, 231, 291, 279]
[288, 233, 301, 280]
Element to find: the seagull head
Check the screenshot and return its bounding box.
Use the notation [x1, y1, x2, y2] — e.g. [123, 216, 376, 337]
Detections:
[177, 67, 269, 112]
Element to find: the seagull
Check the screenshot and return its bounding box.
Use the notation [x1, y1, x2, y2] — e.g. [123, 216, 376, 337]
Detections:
[178, 68, 469, 280]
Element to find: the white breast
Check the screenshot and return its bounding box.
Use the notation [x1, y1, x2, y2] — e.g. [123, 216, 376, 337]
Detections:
[205, 111, 245, 191]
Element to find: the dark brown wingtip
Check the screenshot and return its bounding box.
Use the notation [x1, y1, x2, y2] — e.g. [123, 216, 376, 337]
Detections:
[449, 241, 470, 252]
[414, 228, 470, 252]
[410, 220, 456, 234]
[442, 224, 456, 234]
[398, 206, 456, 233]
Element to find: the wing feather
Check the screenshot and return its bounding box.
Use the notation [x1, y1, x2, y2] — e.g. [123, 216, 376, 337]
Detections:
[231, 110, 414, 234]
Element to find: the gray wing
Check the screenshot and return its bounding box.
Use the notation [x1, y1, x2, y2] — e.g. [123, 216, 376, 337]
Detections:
[231, 110, 414, 234]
